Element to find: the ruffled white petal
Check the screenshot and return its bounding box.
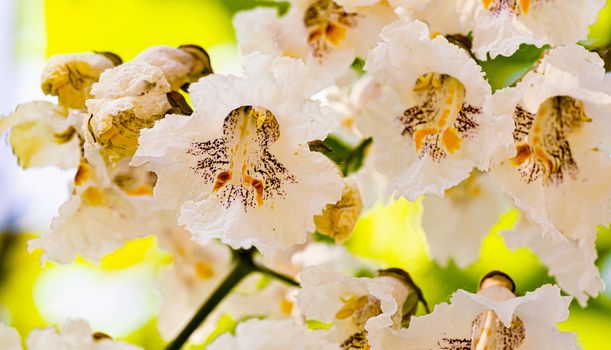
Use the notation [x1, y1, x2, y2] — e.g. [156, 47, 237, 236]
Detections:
[178, 145, 343, 255]
[502, 214, 604, 306]
[28, 187, 159, 264]
[421, 171, 509, 268]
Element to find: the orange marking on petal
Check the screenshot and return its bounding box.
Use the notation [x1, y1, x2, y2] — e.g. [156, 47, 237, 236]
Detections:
[519, 0, 530, 14]
[481, 0, 493, 10]
[511, 143, 531, 166]
[414, 127, 438, 152]
[74, 162, 92, 186]
[213, 170, 232, 192]
[127, 184, 153, 196]
[326, 23, 347, 46]
[245, 175, 264, 207]
[442, 128, 462, 154]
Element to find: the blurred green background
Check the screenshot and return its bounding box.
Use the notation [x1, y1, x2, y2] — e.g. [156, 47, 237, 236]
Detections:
[0, 0, 610, 349]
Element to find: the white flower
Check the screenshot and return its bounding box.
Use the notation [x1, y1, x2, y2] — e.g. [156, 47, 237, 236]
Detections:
[502, 213, 604, 306]
[41, 52, 118, 109]
[132, 53, 344, 255]
[296, 266, 411, 348]
[207, 319, 338, 350]
[28, 157, 163, 264]
[361, 20, 514, 200]
[0, 101, 81, 169]
[421, 171, 509, 268]
[399, 0, 604, 59]
[0, 324, 22, 350]
[468, 0, 605, 59]
[85, 46, 201, 166]
[488, 45, 611, 302]
[26, 319, 141, 350]
[156, 227, 232, 342]
[233, 0, 397, 79]
[86, 62, 173, 165]
[373, 282, 578, 350]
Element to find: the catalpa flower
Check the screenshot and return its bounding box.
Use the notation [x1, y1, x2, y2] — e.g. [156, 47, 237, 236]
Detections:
[296, 266, 423, 349]
[0, 101, 81, 169]
[26, 319, 141, 350]
[468, 0, 605, 59]
[132, 53, 344, 255]
[374, 272, 579, 350]
[41, 51, 120, 109]
[489, 45, 611, 301]
[421, 171, 509, 268]
[208, 319, 338, 350]
[361, 20, 513, 200]
[400, 0, 604, 59]
[28, 154, 163, 263]
[503, 214, 604, 306]
[86, 46, 202, 165]
[233, 0, 396, 77]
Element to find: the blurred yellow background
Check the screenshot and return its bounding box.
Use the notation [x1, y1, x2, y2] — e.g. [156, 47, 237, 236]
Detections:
[0, 0, 610, 349]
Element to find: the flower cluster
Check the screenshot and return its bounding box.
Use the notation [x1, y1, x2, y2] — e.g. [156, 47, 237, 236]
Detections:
[1, 0, 609, 349]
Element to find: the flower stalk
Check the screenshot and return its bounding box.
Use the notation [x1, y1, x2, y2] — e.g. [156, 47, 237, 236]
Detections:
[165, 248, 299, 349]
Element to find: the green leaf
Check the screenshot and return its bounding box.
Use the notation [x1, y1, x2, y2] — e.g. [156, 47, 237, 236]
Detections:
[478, 44, 547, 92]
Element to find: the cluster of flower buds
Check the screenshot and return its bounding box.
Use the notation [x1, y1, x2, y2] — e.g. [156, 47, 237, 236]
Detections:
[1, 0, 609, 349]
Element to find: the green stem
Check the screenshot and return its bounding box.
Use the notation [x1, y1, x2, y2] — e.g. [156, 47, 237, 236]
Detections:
[165, 250, 255, 350]
[164, 249, 301, 349]
[254, 263, 300, 287]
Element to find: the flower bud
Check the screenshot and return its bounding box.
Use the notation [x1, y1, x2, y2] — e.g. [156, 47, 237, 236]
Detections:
[314, 179, 363, 243]
[41, 52, 119, 109]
